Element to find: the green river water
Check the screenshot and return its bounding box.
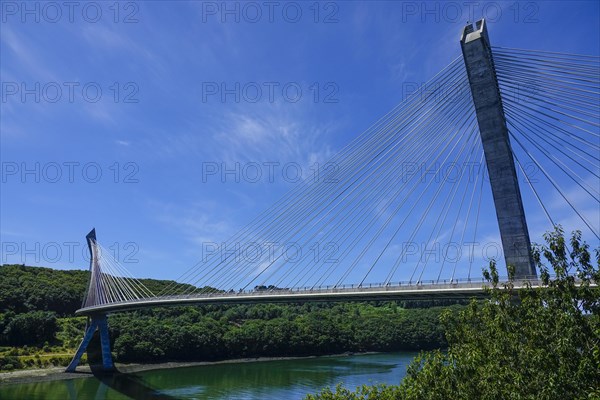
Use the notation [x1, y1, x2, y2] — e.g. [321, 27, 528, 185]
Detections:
[0, 352, 417, 400]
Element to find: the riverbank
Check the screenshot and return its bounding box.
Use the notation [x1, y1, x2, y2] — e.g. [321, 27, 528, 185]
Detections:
[0, 352, 374, 386]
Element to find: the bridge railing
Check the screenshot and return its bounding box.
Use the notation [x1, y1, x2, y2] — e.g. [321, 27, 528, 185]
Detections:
[145, 274, 546, 302]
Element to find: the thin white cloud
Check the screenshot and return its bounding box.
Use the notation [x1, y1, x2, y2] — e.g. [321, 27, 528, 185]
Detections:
[207, 103, 338, 169]
[0, 26, 56, 81]
[141, 101, 339, 175]
[149, 199, 235, 246]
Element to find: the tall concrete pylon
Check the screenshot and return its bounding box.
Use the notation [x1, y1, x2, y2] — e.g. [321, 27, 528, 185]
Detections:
[65, 229, 115, 373]
[460, 20, 536, 278]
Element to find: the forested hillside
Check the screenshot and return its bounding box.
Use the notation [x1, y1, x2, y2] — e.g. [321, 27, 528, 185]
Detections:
[0, 264, 459, 371]
[0, 264, 191, 316]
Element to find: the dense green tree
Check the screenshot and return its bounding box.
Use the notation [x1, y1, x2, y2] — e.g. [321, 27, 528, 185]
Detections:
[106, 302, 449, 363]
[1, 311, 58, 346]
[0, 264, 194, 316]
[0, 265, 88, 315]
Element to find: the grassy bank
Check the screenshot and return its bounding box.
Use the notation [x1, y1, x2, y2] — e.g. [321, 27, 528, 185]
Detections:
[0, 316, 86, 371]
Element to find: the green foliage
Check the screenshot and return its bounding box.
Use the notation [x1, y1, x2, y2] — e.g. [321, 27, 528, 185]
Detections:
[1, 311, 57, 346]
[306, 227, 600, 400]
[0, 264, 200, 357]
[0, 356, 22, 371]
[306, 383, 402, 400]
[109, 302, 451, 363]
[55, 317, 87, 348]
[0, 264, 194, 316]
[0, 265, 88, 316]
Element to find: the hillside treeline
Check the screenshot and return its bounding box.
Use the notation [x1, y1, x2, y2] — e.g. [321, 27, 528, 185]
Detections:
[0, 264, 461, 369]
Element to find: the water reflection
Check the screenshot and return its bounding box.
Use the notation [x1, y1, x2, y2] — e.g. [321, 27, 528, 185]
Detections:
[92, 372, 177, 400]
[87, 333, 177, 400]
[0, 369, 180, 400]
[153, 355, 406, 399]
[0, 352, 416, 400]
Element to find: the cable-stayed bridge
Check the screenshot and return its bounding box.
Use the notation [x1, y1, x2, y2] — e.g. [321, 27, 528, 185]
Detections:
[66, 20, 599, 372]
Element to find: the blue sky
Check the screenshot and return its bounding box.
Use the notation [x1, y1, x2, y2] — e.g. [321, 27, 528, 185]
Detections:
[1, 1, 599, 285]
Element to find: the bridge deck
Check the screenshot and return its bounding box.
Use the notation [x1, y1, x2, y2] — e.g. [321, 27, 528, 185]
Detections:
[76, 279, 544, 315]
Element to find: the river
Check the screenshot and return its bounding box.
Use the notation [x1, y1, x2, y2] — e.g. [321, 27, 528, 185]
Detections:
[0, 352, 417, 399]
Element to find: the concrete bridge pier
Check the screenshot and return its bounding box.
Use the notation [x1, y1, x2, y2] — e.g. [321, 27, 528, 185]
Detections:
[65, 313, 115, 373]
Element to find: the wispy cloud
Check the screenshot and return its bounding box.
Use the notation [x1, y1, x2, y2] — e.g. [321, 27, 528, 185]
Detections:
[208, 106, 336, 167]
[140, 101, 339, 172]
[149, 199, 235, 246]
[0, 26, 56, 81]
